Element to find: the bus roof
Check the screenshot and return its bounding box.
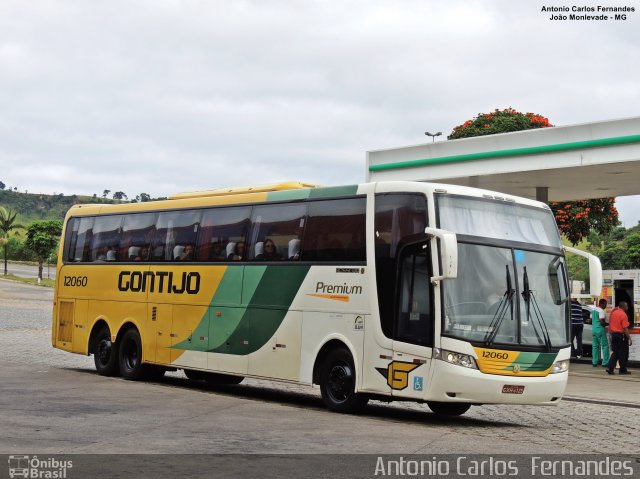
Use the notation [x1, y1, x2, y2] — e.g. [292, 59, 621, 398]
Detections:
[168, 182, 320, 200]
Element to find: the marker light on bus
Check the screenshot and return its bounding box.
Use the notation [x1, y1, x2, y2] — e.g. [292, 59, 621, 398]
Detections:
[550, 359, 569, 374]
[434, 348, 478, 369]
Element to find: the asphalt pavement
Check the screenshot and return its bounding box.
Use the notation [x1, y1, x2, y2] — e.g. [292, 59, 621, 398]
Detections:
[2, 261, 56, 280]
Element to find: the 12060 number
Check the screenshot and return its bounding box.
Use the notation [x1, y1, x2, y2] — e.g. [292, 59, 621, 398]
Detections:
[64, 275, 88, 287]
[482, 351, 509, 360]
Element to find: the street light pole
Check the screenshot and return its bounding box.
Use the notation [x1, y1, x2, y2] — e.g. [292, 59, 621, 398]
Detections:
[425, 131, 442, 143]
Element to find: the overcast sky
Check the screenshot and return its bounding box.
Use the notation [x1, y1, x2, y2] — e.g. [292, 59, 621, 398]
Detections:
[1, 1, 639, 224]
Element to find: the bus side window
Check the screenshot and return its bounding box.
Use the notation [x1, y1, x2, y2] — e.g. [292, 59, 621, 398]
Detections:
[65, 216, 94, 263]
[197, 206, 252, 262]
[302, 197, 366, 262]
[153, 210, 201, 262]
[89, 216, 122, 262]
[119, 213, 157, 262]
[249, 203, 307, 261]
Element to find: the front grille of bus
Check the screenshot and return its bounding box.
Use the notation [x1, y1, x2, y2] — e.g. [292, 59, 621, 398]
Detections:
[58, 301, 74, 343]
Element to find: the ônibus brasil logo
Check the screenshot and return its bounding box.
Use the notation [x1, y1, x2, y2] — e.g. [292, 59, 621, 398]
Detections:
[8, 455, 73, 478]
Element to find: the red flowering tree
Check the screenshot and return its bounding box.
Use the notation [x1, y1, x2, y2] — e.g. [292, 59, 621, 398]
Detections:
[448, 108, 551, 140]
[550, 199, 618, 245]
[449, 108, 618, 245]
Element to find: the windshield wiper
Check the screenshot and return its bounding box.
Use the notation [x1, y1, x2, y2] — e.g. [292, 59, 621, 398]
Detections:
[522, 266, 552, 350]
[484, 265, 515, 345]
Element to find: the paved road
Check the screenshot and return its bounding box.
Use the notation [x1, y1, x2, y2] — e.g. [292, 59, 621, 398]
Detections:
[3, 262, 56, 280]
[0, 281, 638, 477]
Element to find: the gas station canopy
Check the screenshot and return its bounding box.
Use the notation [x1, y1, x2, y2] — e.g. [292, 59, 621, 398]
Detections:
[367, 116, 640, 202]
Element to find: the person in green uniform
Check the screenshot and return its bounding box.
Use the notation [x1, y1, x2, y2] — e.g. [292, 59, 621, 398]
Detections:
[591, 298, 609, 368]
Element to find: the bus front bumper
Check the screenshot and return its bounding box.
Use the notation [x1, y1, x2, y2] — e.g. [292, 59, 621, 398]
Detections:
[426, 360, 568, 405]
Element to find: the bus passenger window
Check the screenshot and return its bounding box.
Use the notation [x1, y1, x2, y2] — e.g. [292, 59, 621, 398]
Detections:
[119, 213, 157, 262]
[153, 210, 201, 262]
[249, 203, 307, 261]
[89, 216, 122, 262]
[66, 217, 94, 262]
[302, 197, 366, 262]
[197, 206, 251, 262]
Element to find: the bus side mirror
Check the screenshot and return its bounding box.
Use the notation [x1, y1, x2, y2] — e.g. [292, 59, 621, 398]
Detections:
[564, 246, 603, 297]
[588, 254, 603, 297]
[425, 227, 458, 281]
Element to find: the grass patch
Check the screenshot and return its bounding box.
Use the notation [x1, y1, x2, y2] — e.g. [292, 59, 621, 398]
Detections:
[0, 274, 54, 288]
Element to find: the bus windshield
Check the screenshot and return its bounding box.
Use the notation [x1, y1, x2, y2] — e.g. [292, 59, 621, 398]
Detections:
[437, 195, 569, 348]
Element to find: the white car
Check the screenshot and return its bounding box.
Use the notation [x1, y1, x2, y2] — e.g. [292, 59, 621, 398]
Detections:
[580, 305, 595, 354]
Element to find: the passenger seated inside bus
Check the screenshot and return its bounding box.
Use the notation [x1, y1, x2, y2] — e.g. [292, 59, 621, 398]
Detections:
[260, 239, 281, 261]
[134, 246, 150, 262]
[209, 241, 226, 261]
[96, 246, 116, 262]
[177, 244, 194, 261]
[227, 241, 246, 261]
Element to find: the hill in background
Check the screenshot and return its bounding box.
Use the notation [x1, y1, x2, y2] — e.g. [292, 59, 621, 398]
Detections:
[0, 189, 114, 225]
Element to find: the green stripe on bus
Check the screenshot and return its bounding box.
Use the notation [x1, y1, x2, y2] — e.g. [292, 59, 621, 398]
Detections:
[266, 185, 359, 202]
[525, 352, 557, 371]
[210, 265, 310, 354]
[308, 185, 358, 199]
[506, 351, 556, 371]
[267, 189, 313, 202]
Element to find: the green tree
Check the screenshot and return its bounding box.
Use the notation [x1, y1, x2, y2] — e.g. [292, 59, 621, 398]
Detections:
[25, 220, 62, 281]
[113, 191, 128, 201]
[102, 189, 111, 199]
[0, 207, 24, 275]
[624, 231, 640, 268]
[449, 108, 618, 244]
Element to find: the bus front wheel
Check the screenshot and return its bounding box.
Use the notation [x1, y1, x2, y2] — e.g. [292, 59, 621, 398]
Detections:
[119, 328, 147, 381]
[93, 327, 120, 377]
[320, 348, 368, 414]
[427, 401, 471, 417]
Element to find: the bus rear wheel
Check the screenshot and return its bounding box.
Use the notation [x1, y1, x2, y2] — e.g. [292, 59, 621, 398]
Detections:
[427, 401, 471, 417]
[93, 327, 120, 377]
[320, 348, 368, 414]
[119, 328, 147, 381]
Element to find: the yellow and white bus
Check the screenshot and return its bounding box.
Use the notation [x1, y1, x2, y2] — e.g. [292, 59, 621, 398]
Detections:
[52, 181, 601, 416]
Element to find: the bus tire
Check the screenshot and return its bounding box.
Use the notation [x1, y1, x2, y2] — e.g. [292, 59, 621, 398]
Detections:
[427, 401, 471, 417]
[320, 348, 368, 414]
[184, 369, 206, 381]
[118, 328, 147, 381]
[93, 326, 120, 377]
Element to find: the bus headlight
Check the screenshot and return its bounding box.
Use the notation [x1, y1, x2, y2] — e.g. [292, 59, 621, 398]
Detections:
[434, 348, 478, 369]
[550, 359, 569, 374]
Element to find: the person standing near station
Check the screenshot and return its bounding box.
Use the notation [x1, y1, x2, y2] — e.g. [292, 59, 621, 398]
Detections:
[606, 301, 632, 375]
[571, 297, 584, 358]
[591, 298, 609, 368]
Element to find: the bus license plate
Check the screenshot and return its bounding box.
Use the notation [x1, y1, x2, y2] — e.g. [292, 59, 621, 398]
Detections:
[502, 385, 525, 394]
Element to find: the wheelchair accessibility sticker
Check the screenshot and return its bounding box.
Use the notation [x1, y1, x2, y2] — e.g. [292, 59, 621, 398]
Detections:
[413, 376, 424, 391]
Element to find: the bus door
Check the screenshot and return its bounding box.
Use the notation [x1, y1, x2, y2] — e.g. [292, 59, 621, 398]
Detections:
[391, 244, 434, 399]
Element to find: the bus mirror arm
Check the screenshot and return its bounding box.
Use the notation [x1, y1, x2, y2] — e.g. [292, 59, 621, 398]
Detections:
[564, 246, 603, 296]
[425, 227, 458, 282]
